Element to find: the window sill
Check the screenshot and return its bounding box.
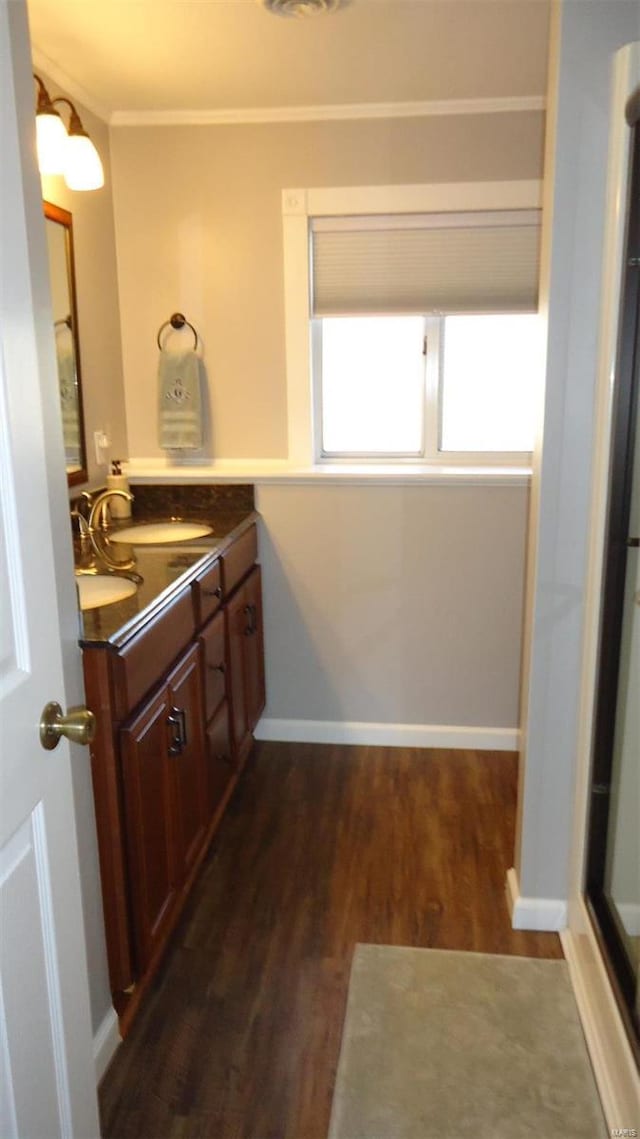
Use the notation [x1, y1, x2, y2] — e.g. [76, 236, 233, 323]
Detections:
[127, 458, 532, 488]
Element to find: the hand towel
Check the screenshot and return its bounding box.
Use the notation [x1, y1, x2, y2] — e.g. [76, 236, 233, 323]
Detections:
[158, 349, 203, 450]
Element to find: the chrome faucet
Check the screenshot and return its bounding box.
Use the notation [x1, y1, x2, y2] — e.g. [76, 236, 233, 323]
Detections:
[88, 488, 134, 532]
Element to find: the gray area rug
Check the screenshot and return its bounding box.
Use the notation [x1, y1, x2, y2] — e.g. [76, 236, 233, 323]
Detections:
[328, 945, 606, 1139]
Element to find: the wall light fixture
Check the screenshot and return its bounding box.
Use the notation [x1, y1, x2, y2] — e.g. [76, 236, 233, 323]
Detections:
[34, 74, 104, 191]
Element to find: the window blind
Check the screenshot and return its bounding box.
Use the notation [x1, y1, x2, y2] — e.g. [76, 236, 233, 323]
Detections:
[311, 210, 541, 316]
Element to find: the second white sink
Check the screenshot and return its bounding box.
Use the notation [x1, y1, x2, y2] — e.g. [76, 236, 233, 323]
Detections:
[110, 521, 213, 544]
[76, 574, 138, 611]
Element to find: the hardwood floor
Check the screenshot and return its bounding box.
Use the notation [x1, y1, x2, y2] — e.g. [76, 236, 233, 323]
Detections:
[100, 742, 562, 1139]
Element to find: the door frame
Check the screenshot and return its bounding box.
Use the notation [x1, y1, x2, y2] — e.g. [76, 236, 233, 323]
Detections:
[561, 41, 640, 1130]
[584, 113, 639, 1051]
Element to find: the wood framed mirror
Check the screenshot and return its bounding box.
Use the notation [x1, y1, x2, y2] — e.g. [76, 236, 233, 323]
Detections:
[43, 200, 88, 486]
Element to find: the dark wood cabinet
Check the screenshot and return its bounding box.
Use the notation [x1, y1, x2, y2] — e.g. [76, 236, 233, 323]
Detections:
[120, 643, 206, 972]
[84, 520, 265, 1032]
[204, 700, 234, 814]
[226, 565, 265, 762]
[200, 609, 227, 720]
[243, 565, 266, 735]
[166, 646, 207, 883]
[199, 608, 235, 818]
[120, 688, 179, 972]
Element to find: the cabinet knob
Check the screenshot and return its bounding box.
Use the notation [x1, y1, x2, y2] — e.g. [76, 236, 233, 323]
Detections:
[208, 661, 225, 674]
[202, 585, 223, 599]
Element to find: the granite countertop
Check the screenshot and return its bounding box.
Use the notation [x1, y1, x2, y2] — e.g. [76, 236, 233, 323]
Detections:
[75, 484, 256, 650]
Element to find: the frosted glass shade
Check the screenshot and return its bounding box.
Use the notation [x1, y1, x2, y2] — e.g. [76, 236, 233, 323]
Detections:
[36, 111, 67, 174]
[64, 134, 104, 191]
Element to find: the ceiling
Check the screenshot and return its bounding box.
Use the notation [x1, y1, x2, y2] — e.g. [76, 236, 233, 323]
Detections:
[27, 0, 550, 119]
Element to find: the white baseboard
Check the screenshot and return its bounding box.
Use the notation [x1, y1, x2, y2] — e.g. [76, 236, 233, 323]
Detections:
[561, 904, 640, 1131]
[93, 1005, 120, 1085]
[505, 867, 568, 931]
[254, 718, 519, 751]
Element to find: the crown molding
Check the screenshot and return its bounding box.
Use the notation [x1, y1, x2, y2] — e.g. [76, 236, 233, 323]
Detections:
[110, 94, 545, 128]
[30, 46, 111, 123]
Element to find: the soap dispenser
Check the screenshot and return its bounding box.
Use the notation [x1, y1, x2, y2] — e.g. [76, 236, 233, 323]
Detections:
[106, 460, 132, 519]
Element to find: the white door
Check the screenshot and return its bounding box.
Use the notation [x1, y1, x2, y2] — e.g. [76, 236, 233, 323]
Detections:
[0, 2, 100, 1136]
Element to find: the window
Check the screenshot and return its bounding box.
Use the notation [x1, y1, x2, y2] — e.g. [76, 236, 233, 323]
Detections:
[440, 313, 539, 453]
[315, 312, 539, 460]
[281, 181, 543, 470]
[318, 316, 426, 455]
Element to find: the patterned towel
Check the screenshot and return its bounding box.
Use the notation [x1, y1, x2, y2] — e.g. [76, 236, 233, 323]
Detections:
[158, 349, 203, 450]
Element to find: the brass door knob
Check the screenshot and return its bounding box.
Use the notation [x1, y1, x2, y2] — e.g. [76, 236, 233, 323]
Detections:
[39, 702, 96, 751]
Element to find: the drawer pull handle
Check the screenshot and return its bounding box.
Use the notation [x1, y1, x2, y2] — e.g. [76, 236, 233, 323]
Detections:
[243, 602, 257, 636]
[202, 585, 223, 599]
[167, 707, 183, 756]
[178, 708, 188, 748]
[208, 661, 226, 674]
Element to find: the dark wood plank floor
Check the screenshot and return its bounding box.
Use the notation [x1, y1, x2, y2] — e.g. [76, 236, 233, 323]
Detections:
[100, 742, 562, 1139]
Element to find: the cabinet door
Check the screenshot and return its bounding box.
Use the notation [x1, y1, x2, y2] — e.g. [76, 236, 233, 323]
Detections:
[121, 689, 179, 972]
[204, 700, 234, 816]
[167, 644, 207, 884]
[200, 609, 227, 721]
[225, 580, 251, 757]
[244, 565, 266, 733]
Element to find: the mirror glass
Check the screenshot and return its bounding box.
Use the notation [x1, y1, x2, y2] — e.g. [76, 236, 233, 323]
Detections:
[43, 200, 88, 485]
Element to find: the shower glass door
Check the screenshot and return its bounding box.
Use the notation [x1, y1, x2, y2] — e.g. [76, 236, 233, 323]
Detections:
[586, 118, 639, 1054]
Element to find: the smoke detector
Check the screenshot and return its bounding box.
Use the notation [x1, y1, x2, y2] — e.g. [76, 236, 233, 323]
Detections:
[260, 0, 342, 16]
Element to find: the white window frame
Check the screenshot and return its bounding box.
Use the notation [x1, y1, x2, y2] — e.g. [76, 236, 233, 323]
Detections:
[313, 313, 538, 464]
[282, 181, 542, 469]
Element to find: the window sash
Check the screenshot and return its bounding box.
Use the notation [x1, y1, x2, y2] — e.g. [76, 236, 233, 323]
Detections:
[314, 315, 534, 465]
[313, 316, 428, 460]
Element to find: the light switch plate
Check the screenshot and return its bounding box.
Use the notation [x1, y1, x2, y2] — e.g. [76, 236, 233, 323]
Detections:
[94, 430, 110, 465]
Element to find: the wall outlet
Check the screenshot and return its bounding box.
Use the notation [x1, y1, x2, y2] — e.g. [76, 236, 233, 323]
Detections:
[94, 430, 110, 466]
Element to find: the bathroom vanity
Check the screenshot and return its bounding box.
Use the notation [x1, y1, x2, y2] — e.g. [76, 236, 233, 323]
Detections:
[78, 486, 264, 1032]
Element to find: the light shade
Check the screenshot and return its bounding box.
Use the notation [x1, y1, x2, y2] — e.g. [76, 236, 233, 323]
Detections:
[33, 77, 104, 192]
[64, 132, 104, 191]
[35, 108, 68, 175]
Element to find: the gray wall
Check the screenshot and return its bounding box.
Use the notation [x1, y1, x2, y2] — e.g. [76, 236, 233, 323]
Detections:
[110, 111, 545, 462]
[515, 0, 640, 903]
[258, 483, 529, 728]
[111, 108, 544, 738]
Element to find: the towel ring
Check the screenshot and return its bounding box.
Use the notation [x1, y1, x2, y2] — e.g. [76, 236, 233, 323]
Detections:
[157, 312, 198, 351]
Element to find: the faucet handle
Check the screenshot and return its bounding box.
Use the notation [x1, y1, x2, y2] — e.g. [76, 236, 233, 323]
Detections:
[71, 507, 90, 539]
[77, 490, 93, 520]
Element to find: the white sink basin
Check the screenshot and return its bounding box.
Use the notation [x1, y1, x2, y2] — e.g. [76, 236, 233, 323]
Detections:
[75, 574, 138, 611]
[110, 521, 213, 544]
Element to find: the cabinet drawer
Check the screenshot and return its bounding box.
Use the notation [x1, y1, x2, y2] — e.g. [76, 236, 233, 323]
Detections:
[193, 558, 222, 627]
[205, 701, 234, 816]
[114, 587, 195, 717]
[199, 610, 226, 720]
[220, 524, 257, 597]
